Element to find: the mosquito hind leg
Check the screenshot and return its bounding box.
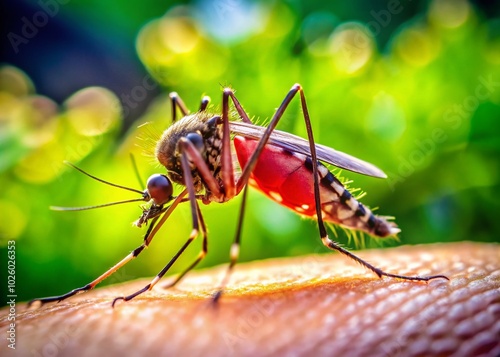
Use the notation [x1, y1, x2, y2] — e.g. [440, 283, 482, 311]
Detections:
[228, 84, 448, 283]
[320, 236, 449, 281]
[293, 86, 448, 282]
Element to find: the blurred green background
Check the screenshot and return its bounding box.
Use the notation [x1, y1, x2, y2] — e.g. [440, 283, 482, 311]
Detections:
[1, 0, 499, 304]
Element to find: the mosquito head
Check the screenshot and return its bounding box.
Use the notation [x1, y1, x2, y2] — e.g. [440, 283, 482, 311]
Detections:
[145, 174, 174, 206]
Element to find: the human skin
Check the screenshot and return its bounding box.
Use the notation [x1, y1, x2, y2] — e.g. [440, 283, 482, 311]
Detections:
[1, 242, 499, 356]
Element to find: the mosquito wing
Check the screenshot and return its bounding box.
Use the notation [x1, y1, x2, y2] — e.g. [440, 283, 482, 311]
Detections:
[229, 121, 387, 178]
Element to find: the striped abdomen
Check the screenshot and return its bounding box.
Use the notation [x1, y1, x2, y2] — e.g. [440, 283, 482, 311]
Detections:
[234, 136, 399, 237]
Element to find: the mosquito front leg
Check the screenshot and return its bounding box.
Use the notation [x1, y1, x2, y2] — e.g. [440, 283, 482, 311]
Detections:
[112, 141, 207, 306]
[28, 193, 187, 308]
[27, 226, 160, 307]
[111, 228, 200, 307]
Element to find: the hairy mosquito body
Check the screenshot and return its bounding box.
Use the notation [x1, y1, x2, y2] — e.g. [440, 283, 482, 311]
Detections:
[156, 112, 225, 201]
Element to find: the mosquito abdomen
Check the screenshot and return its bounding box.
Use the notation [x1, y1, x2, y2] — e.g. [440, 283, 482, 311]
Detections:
[234, 136, 399, 238]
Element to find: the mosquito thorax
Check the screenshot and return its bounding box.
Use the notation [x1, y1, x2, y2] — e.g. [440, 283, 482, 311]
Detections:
[146, 174, 173, 205]
[155, 112, 223, 190]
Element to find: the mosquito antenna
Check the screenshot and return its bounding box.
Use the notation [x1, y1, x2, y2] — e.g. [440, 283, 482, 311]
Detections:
[64, 161, 144, 195]
[129, 153, 145, 188]
[50, 198, 147, 211]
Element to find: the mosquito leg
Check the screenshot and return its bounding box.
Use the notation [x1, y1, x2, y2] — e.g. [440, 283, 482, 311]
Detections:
[212, 184, 249, 303]
[169, 92, 190, 122]
[227, 84, 447, 282]
[225, 90, 252, 123]
[179, 135, 224, 199]
[235, 84, 303, 193]
[27, 193, 187, 308]
[27, 221, 157, 308]
[220, 89, 236, 198]
[163, 200, 208, 289]
[212, 84, 280, 201]
[112, 143, 204, 306]
[111, 229, 199, 307]
[199, 95, 210, 112]
[294, 87, 448, 282]
[320, 237, 449, 281]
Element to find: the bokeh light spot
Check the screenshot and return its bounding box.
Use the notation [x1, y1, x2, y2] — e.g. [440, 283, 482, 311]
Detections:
[137, 20, 176, 67]
[261, 3, 296, 39]
[22, 96, 58, 148]
[65, 87, 120, 136]
[14, 142, 66, 184]
[0, 66, 34, 97]
[429, 0, 470, 29]
[328, 23, 374, 75]
[395, 27, 441, 67]
[159, 17, 200, 54]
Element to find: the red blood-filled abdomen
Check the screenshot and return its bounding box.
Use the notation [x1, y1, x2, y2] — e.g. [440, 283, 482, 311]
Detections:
[234, 136, 317, 216]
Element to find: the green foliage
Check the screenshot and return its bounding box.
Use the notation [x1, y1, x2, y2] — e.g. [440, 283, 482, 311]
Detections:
[1, 0, 499, 302]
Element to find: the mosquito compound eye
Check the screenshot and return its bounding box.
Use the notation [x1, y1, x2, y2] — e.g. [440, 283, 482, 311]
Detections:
[146, 174, 173, 205]
[186, 132, 204, 153]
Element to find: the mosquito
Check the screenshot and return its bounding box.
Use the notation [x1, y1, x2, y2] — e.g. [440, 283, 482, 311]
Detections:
[28, 84, 448, 308]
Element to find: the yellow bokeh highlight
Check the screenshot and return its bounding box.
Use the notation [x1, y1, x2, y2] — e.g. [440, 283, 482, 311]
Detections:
[21, 96, 59, 148]
[159, 17, 200, 54]
[137, 10, 229, 86]
[260, 3, 296, 40]
[13, 140, 66, 184]
[395, 27, 441, 67]
[429, 0, 470, 29]
[137, 20, 175, 67]
[65, 87, 120, 136]
[0, 65, 34, 97]
[0, 92, 25, 137]
[328, 23, 374, 75]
